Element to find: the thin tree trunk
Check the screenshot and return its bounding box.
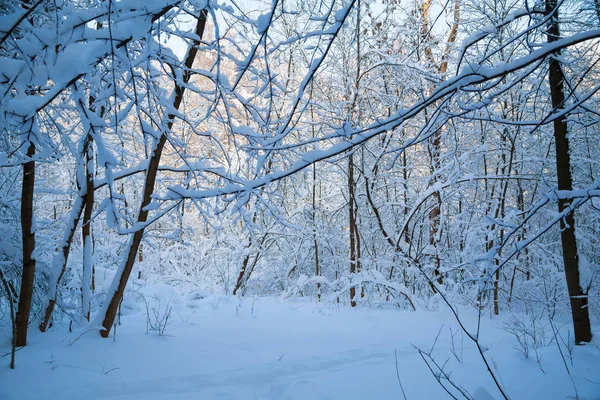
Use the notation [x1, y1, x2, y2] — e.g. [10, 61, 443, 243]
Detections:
[233, 204, 268, 296]
[508, 169, 527, 303]
[15, 140, 36, 347]
[348, 1, 362, 307]
[364, 173, 437, 296]
[41, 21, 103, 332]
[313, 162, 321, 302]
[546, 0, 592, 344]
[421, 0, 440, 277]
[421, 0, 459, 285]
[310, 97, 321, 302]
[81, 63, 103, 322]
[234, 244, 252, 296]
[348, 154, 357, 307]
[354, 199, 363, 298]
[428, 161, 442, 283]
[0, 266, 16, 368]
[402, 149, 410, 244]
[82, 135, 94, 322]
[98, 10, 207, 337]
[39, 194, 85, 332]
[493, 127, 513, 315]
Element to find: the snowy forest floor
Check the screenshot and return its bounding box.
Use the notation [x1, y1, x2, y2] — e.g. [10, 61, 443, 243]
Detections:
[1, 292, 599, 400]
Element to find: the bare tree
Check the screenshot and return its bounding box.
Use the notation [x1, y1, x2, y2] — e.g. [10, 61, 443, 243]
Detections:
[545, 0, 592, 344]
[98, 8, 209, 337]
[15, 133, 36, 347]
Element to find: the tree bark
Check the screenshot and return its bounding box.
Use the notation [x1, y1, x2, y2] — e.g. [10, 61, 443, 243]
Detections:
[82, 135, 94, 321]
[313, 161, 321, 302]
[99, 9, 207, 337]
[546, 0, 592, 344]
[15, 140, 36, 347]
[348, 154, 357, 307]
[234, 240, 253, 296]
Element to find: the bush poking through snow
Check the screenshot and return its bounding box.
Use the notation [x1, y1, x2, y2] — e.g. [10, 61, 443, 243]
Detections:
[139, 293, 173, 336]
[501, 312, 548, 359]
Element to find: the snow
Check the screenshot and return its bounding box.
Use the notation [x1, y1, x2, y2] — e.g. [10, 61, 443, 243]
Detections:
[1, 297, 598, 400]
[256, 12, 272, 35]
[1, 2, 600, 399]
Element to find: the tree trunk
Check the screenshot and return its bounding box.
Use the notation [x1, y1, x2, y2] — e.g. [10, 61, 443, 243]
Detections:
[546, 0, 592, 344]
[39, 194, 85, 332]
[310, 97, 321, 302]
[420, 0, 459, 285]
[234, 246, 252, 296]
[0, 266, 16, 368]
[347, 1, 362, 307]
[313, 161, 321, 302]
[348, 154, 357, 307]
[82, 135, 94, 321]
[98, 9, 207, 337]
[15, 140, 36, 347]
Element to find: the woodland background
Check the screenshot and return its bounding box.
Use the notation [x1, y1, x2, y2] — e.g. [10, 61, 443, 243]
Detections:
[0, 0, 599, 396]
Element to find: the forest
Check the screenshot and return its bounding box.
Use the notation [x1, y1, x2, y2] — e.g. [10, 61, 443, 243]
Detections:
[0, 0, 599, 398]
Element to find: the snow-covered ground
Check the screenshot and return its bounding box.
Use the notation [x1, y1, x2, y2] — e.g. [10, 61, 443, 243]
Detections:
[1, 292, 599, 400]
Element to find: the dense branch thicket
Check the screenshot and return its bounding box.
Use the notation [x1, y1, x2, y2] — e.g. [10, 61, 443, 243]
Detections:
[0, 0, 598, 350]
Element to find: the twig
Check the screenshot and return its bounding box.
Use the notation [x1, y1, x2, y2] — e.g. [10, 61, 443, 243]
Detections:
[69, 328, 96, 346]
[395, 349, 409, 400]
[414, 344, 474, 400]
[1, 346, 24, 358]
[414, 267, 510, 399]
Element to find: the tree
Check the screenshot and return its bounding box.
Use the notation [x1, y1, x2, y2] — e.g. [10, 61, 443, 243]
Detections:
[97, 8, 208, 337]
[15, 133, 35, 346]
[546, 0, 592, 344]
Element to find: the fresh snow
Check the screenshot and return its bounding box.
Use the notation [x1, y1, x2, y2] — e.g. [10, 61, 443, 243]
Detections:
[1, 296, 598, 400]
